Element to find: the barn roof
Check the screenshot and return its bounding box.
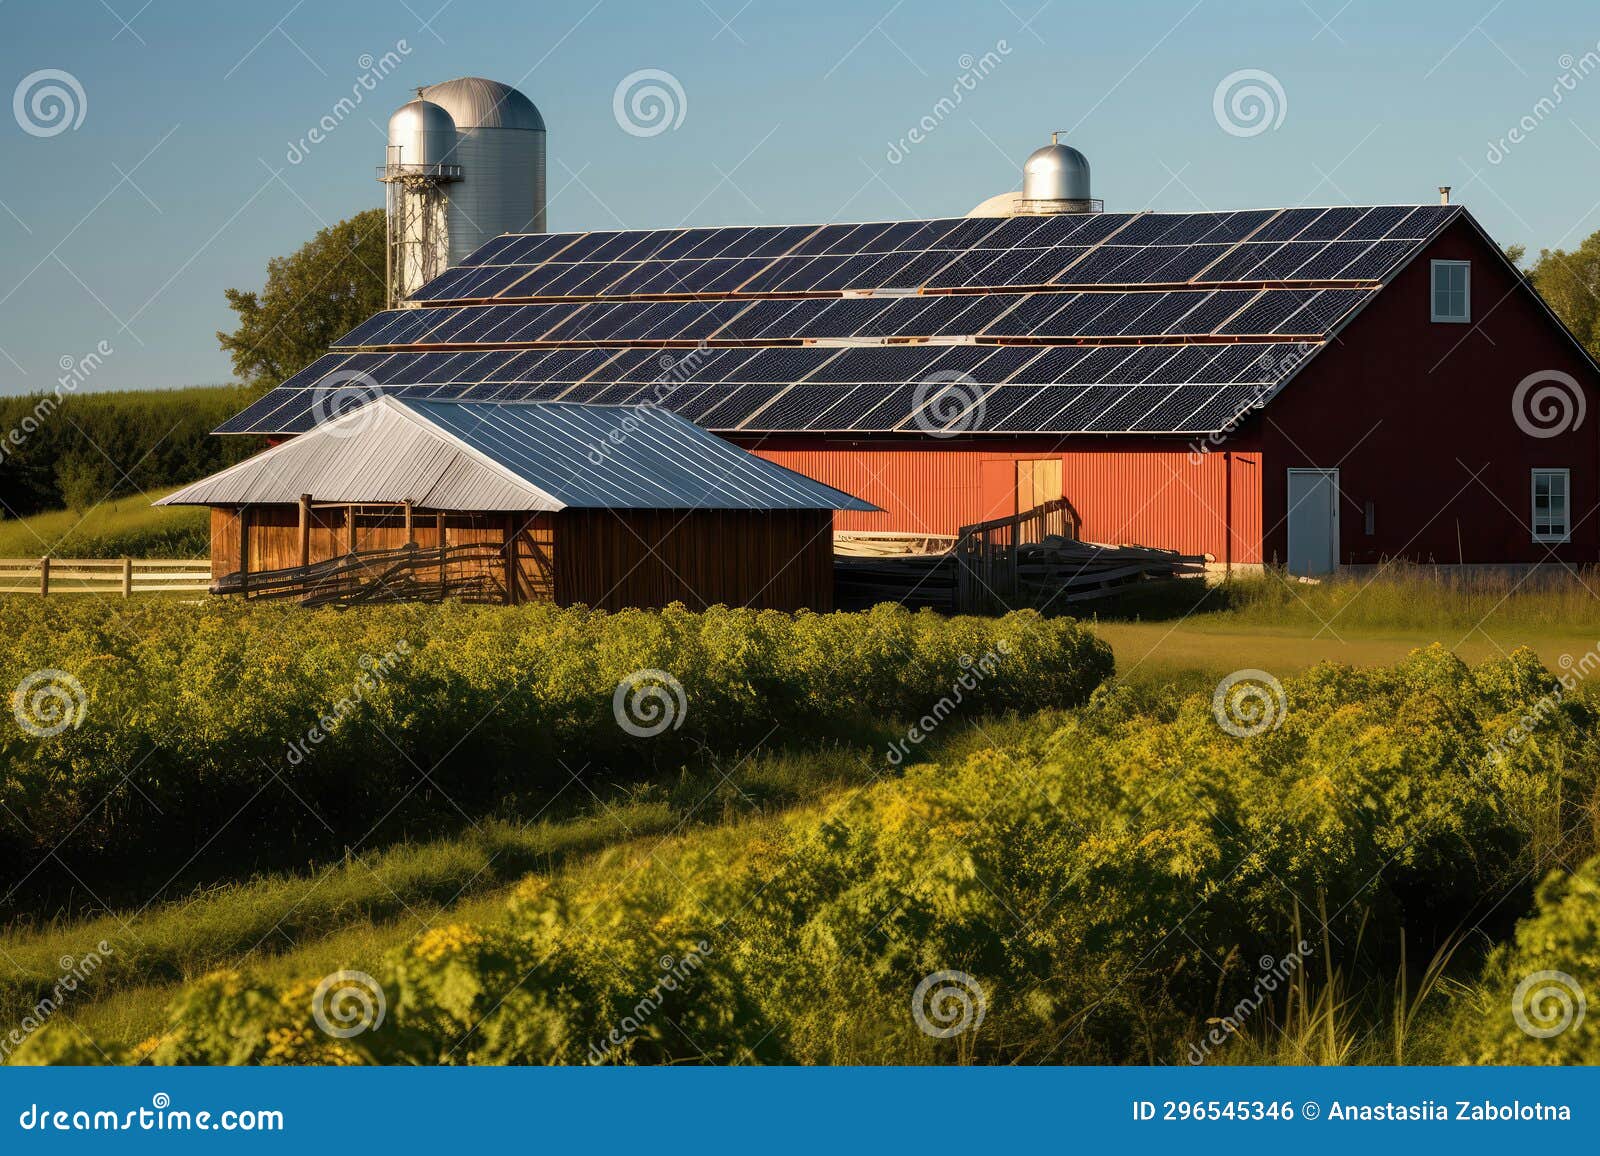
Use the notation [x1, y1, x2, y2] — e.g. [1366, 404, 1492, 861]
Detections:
[161, 397, 877, 512]
[219, 204, 1474, 439]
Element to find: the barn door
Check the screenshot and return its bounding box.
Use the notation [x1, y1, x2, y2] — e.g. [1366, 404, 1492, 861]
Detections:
[1287, 468, 1340, 576]
[1016, 458, 1063, 512]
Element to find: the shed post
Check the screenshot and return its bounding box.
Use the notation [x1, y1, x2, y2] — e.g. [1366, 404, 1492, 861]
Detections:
[403, 500, 414, 546]
[436, 512, 447, 599]
[298, 494, 312, 570]
[238, 505, 250, 600]
[346, 505, 357, 556]
[38, 556, 49, 598]
[503, 513, 516, 605]
[122, 557, 133, 598]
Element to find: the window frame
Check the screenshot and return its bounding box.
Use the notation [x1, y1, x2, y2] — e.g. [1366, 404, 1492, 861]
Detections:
[1430, 259, 1471, 324]
[1531, 467, 1571, 544]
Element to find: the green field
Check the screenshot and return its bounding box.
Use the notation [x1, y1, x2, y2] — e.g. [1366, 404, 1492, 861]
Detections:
[3, 577, 1597, 1066]
[0, 487, 207, 559]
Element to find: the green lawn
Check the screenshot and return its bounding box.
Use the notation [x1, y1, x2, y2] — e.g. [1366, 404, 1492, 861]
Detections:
[1092, 568, 1600, 685]
[1098, 618, 1598, 686]
[0, 487, 207, 558]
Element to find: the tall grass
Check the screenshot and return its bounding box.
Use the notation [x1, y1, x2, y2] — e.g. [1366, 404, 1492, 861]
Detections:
[1098, 564, 1600, 633]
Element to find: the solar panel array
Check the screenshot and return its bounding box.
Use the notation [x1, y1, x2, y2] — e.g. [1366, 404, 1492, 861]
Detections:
[223, 204, 1461, 437]
[411, 204, 1449, 302]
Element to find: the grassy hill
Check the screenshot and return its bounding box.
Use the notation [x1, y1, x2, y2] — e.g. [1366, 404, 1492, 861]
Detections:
[0, 485, 207, 558]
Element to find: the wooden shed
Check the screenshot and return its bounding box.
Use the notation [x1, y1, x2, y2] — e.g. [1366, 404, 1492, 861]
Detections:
[158, 397, 875, 611]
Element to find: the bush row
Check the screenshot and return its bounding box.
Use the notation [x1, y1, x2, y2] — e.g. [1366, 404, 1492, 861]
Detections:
[0, 386, 259, 516]
[0, 599, 1112, 876]
[25, 645, 1595, 1065]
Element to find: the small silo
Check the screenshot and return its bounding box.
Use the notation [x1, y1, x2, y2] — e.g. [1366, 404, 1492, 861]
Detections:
[380, 94, 461, 304]
[1018, 132, 1096, 214]
[420, 76, 548, 265]
[966, 132, 1102, 217]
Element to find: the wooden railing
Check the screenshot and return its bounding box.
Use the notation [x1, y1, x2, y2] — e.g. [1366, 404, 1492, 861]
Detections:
[213, 541, 511, 605]
[0, 557, 212, 597]
[953, 498, 1081, 612]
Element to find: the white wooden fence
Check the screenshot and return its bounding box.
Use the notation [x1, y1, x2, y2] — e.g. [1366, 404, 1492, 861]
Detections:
[0, 558, 212, 597]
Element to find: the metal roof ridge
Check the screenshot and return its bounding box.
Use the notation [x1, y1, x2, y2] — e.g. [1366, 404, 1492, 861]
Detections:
[381, 396, 571, 510]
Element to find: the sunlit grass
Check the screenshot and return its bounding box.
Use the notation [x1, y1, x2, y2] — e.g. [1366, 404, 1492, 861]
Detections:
[0, 486, 207, 558]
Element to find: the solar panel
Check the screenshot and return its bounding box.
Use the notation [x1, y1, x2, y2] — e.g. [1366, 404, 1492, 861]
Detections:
[1130, 384, 1230, 431]
[234, 204, 1466, 436]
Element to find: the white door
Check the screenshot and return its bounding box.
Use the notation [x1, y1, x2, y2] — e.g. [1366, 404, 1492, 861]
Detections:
[1287, 469, 1339, 576]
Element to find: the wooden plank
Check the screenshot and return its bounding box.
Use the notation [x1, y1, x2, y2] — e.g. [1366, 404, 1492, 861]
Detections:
[238, 506, 250, 600]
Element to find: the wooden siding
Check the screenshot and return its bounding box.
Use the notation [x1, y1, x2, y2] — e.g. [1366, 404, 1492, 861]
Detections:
[553, 508, 835, 611]
[209, 504, 834, 610]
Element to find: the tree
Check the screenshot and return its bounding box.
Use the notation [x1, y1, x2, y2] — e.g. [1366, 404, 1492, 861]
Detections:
[1519, 233, 1600, 358]
[217, 208, 386, 392]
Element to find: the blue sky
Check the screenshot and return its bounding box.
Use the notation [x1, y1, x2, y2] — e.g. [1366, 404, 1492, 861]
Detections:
[3, 0, 1600, 393]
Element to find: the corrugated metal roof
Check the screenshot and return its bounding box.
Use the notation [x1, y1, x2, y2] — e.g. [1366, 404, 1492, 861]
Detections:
[159, 398, 877, 512]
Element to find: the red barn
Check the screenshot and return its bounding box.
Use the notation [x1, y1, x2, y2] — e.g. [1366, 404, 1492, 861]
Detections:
[222, 199, 1600, 577]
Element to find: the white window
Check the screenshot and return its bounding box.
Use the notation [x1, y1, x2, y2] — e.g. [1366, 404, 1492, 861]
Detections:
[1431, 260, 1471, 323]
[1532, 468, 1570, 543]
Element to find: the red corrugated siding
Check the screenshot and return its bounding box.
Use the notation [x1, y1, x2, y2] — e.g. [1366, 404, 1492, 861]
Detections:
[744, 439, 1262, 562]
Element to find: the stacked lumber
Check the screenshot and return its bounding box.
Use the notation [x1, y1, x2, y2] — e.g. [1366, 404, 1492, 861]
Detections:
[835, 554, 956, 610]
[832, 531, 957, 558]
[835, 536, 1206, 613]
[1011, 537, 1207, 605]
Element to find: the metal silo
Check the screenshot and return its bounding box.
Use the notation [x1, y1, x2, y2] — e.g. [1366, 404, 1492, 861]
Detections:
[421, 76, 548, 265]
[380, 95, 461, 305]
[1017, 132, 1100, 214]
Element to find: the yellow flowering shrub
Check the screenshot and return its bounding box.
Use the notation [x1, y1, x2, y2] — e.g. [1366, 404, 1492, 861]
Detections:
[34, 644, 1589, 1067]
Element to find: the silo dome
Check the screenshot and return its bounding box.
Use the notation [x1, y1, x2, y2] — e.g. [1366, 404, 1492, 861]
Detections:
[420, 76, 547, 261]
[421, 76, 546, 131]
[386, 97, 456, 170]
[1022, 141, 1092, 203]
